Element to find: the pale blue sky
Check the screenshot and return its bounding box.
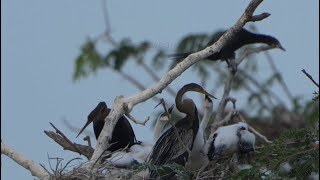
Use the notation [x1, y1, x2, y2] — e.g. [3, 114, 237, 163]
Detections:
[1, 0, 319, 179]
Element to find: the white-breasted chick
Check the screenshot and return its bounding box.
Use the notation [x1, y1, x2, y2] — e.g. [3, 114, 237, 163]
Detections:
[206, 122, 251, 160]
[237, 125, 256, 155]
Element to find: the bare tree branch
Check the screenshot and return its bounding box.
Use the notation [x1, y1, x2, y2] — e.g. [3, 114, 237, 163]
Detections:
[44, 131, 94, 160]
[1, 142, 50, 179]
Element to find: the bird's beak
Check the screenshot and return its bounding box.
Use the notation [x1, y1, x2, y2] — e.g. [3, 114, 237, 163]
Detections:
[277, 44, 286, 51]
[154, 98, 165, 109]
[205, 95, 213, 103]
[199, 89, 217, 99]
[168, 104, 174, 114]
[76, 119, 93, 138]
[166, 104, 174, 118]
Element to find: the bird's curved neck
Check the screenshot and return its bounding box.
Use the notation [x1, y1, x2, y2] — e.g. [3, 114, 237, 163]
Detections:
[175, 87, 191, 114]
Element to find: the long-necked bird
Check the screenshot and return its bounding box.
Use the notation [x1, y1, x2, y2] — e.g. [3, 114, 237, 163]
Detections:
[187, 95, 214, 171]
[170, 28, 285, 74]
[148, 83, 216, 179]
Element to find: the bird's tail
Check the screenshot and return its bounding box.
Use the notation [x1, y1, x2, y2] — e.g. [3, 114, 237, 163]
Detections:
[168, 52, 192, 61]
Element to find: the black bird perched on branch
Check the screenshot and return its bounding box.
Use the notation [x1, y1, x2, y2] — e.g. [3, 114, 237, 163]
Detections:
[170, 28, 285, 74]
[76, 102, 138, 153]
[148, 83, 216, 179]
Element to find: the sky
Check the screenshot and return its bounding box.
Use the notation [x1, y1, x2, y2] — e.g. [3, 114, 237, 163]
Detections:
[1, 0, 319, 179]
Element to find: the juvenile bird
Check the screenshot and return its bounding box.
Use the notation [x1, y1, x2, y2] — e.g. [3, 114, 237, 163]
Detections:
[206, 122, 255, 160]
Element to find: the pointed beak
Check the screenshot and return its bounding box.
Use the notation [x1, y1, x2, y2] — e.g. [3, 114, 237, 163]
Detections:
[168, 104, 174, 114]
[277, 44, 286, 51]
[205, 95, 213, 103]
[154, 98, 164, 109]
[76, 119, 93, 138]
[200, 89, 217, 99]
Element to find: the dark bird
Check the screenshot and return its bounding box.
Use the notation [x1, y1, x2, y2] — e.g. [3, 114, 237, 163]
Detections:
[148, 83, 216, 179]
[170, 28, 285, 74]
[76, 102, 137, 153]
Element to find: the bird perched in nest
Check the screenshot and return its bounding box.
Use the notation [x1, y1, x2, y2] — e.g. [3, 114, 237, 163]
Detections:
[206, 122, 256, 161]
[77, 102, 138, 154]
[170, 28, 285, 74]
[148, 83, 216, 179]
[77, 101, 174, 169]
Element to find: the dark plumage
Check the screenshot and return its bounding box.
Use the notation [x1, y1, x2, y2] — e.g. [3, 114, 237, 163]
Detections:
[170, 28, 285, 73]
[77, 102, 137, 153]
[148, 83, 215, 179]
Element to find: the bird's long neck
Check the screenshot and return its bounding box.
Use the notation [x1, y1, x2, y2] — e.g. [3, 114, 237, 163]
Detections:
[199, 106, 213, 134]
[153, 120, 167, 141]
[243, 32, 276, 46]
[175, 87, 189, 114]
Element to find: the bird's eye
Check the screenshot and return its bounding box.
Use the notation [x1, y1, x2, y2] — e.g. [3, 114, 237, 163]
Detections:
[240, 127, 246, 130]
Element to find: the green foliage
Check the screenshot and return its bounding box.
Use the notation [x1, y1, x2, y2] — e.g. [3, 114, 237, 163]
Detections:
[233, 127, 319, 179]
[73, 38, 150, 80]
[73, 40, 105, 81]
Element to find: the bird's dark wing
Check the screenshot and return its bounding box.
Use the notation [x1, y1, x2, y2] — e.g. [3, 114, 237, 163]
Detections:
[148, 127, 194, 179]
[149, 127, 194, 166]
[108, 116, 137, 152]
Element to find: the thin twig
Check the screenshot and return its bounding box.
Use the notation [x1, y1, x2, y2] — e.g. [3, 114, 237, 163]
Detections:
[302, 69, 319, 87]
[124, 113, 150, 125]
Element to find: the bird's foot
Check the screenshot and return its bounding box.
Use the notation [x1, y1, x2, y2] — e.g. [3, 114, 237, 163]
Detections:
[226, 59, 237, 75]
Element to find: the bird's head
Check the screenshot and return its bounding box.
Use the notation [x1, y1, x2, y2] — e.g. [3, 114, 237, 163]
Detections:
[204, 95, 213, 109]
[184, 83, 217, 99]
[237, 122, 249, 131]
[76, 102, 109, 138]
[159, 104, 174, 122]
[268, 37, 286, 51]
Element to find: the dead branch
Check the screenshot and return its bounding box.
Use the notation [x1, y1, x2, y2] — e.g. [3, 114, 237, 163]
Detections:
[1, 142, 50, 179]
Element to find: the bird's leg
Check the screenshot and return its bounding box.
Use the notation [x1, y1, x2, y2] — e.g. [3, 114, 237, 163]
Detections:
[83, 136, 92, 148]
[225, 58, 238, 75]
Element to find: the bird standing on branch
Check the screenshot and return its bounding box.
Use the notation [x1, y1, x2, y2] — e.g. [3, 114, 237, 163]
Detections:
[170, 28, 285, 74]
[148, 83, 216, 179]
